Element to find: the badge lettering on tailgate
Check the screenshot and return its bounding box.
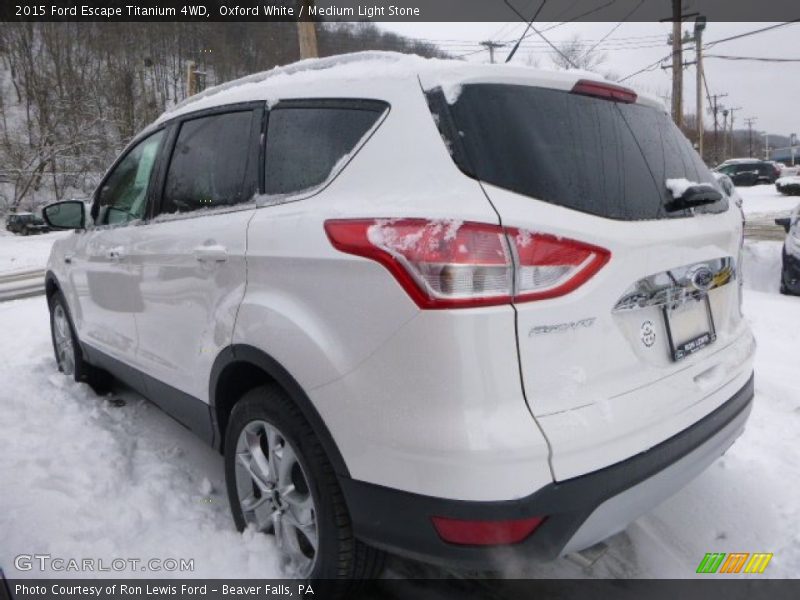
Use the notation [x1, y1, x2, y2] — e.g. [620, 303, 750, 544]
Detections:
[529, 318, 596, 337]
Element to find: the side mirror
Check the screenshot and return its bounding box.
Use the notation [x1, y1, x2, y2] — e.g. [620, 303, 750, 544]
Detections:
[775, 217, 791, 233]
[42, 200, 86, 230]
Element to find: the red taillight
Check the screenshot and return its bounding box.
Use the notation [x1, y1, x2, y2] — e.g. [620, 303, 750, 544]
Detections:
[325, 219, 513, 309]
[431, 515, 546, 546]
[324, 219, 610, 309]
[510, 229, 611, 302]
[571, 79, 637, 104]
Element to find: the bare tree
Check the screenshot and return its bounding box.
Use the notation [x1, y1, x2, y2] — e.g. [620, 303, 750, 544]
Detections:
[550, 35, 608, 72]
[0, 22, 449, 212]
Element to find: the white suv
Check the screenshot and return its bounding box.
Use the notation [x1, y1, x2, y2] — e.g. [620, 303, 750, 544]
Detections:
[43, 53, 755, 585]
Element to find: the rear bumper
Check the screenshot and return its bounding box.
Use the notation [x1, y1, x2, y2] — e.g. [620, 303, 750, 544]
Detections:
[341, 373, 754, 569]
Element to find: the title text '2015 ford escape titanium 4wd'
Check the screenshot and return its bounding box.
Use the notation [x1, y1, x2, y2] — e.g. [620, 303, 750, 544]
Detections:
[43, 53, 755, 587]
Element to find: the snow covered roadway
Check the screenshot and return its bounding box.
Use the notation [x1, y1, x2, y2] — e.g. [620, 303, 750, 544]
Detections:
[1, 187, 799, 587]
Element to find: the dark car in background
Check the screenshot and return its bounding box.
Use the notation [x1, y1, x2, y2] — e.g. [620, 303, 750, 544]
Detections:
[714, 159, 781, 186]
[5, 212, 50, 235]
[776, 206, 800, 295]
[776, 176, 800, 196]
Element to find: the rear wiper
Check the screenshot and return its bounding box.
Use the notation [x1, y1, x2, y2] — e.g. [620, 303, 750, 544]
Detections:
[665, 184, 723, 212]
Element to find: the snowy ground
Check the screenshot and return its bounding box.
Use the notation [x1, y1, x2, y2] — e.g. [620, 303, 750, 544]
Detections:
[0, 228, 69, 274]
[0, 189, 798, 586]
[738, 183, 799, 218]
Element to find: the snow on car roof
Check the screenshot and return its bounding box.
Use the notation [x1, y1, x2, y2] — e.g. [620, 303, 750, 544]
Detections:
[157, 51, 663, 124]
[720, 158, 762, 164]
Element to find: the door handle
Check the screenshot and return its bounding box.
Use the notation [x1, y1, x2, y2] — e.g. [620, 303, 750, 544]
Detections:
[64, 254, 74, 264]
[194, 244, 228, 263]
[108, 247, 126, 261]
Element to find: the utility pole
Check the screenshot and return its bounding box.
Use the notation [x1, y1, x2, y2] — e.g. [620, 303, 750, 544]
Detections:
[745, 117, 758, 158]
[480, 40, 504, 64]
[726, 106, 741, 158]
[721, 109, 729, 160]
[186, 60, 197, 97]
[671, 0, 684, 127]
[762, 133, 770, 160]
[708, 92, 727, 164]
[694, 17, 706, 158]
[297, 0, 318, 59]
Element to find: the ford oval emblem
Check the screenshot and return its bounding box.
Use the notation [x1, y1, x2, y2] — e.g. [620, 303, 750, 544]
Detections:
[689, 266, 715, 292]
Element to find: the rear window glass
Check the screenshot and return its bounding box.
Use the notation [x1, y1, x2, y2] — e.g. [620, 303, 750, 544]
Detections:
[437, 84, 726, 220]
[264, 105, 383, 196]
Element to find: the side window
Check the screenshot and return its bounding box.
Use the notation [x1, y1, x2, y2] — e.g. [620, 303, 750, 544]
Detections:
[162, 110, 257, 214]
[264, 105, 384, 196]
[98, 130, 165, 226]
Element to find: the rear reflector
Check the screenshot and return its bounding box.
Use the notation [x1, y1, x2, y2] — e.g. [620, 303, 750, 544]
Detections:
[431, 515, 546, 546]
[325, 219, 610, 309]
[571, 79, 637, 103]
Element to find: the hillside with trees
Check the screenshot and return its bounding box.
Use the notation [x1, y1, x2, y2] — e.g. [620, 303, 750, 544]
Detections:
[0, 22, 447, 211]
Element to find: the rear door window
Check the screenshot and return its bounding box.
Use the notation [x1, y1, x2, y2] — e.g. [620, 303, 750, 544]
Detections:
[162, 110, 258, 214]
[264, 102, 386, 197]
[435, 84, 726, 220]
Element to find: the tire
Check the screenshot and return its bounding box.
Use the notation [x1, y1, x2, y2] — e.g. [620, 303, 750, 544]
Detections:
[48, 291, 113, 393]
[780, 264, 794, 296]
[225, 385, 384, 593]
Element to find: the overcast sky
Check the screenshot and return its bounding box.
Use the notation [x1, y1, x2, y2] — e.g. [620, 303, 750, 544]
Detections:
[380, 22, 800, 141]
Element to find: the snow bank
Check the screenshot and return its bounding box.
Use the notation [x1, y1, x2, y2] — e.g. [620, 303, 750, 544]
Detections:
[741, 240, 784, 294]
[0, 298, 283, 578]
[0, 229, 69, 274]
[737, 184, 800, 216]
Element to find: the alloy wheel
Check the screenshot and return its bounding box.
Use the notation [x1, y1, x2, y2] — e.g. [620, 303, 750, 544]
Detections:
[234, 419, 318, 577]
[53, 304, 75, 376]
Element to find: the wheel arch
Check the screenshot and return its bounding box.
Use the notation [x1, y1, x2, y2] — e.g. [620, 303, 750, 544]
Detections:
[210, 344, 350, 478]
[45, 270, 61, 302]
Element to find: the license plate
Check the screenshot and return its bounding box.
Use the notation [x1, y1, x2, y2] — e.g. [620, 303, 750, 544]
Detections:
[662, 295, 717, 361]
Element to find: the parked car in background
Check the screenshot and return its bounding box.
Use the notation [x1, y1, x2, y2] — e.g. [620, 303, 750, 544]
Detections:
[714, 159, 780, 186]
[40, 53, 754, 587]
[776, 205, 800, 295]
[779, 164, 800, 177]
[5, 212, 50, 235]
[776, 176, 800, 196]
[712, 172, 742, 206]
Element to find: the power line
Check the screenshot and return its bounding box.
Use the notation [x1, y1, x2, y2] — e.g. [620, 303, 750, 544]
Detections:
[704, 20, 800, 48]
[705, 54, 800, 63]
[504, 0, 619, 46]
[585, 0, 645, 55]
[503, 0, 548, 63]
[503, 0, 580, 67]
[620, 20, 800, 82]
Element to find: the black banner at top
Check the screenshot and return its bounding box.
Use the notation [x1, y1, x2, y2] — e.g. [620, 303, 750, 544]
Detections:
[3, 0, 800, 22]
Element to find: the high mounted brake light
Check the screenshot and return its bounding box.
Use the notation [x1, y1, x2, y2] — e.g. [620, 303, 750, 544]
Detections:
[571, 79, 637, 104]
[324, 219, 610, 309]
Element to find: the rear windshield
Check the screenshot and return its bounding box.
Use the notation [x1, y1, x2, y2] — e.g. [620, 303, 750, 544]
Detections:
[432, 83, 727, 220]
